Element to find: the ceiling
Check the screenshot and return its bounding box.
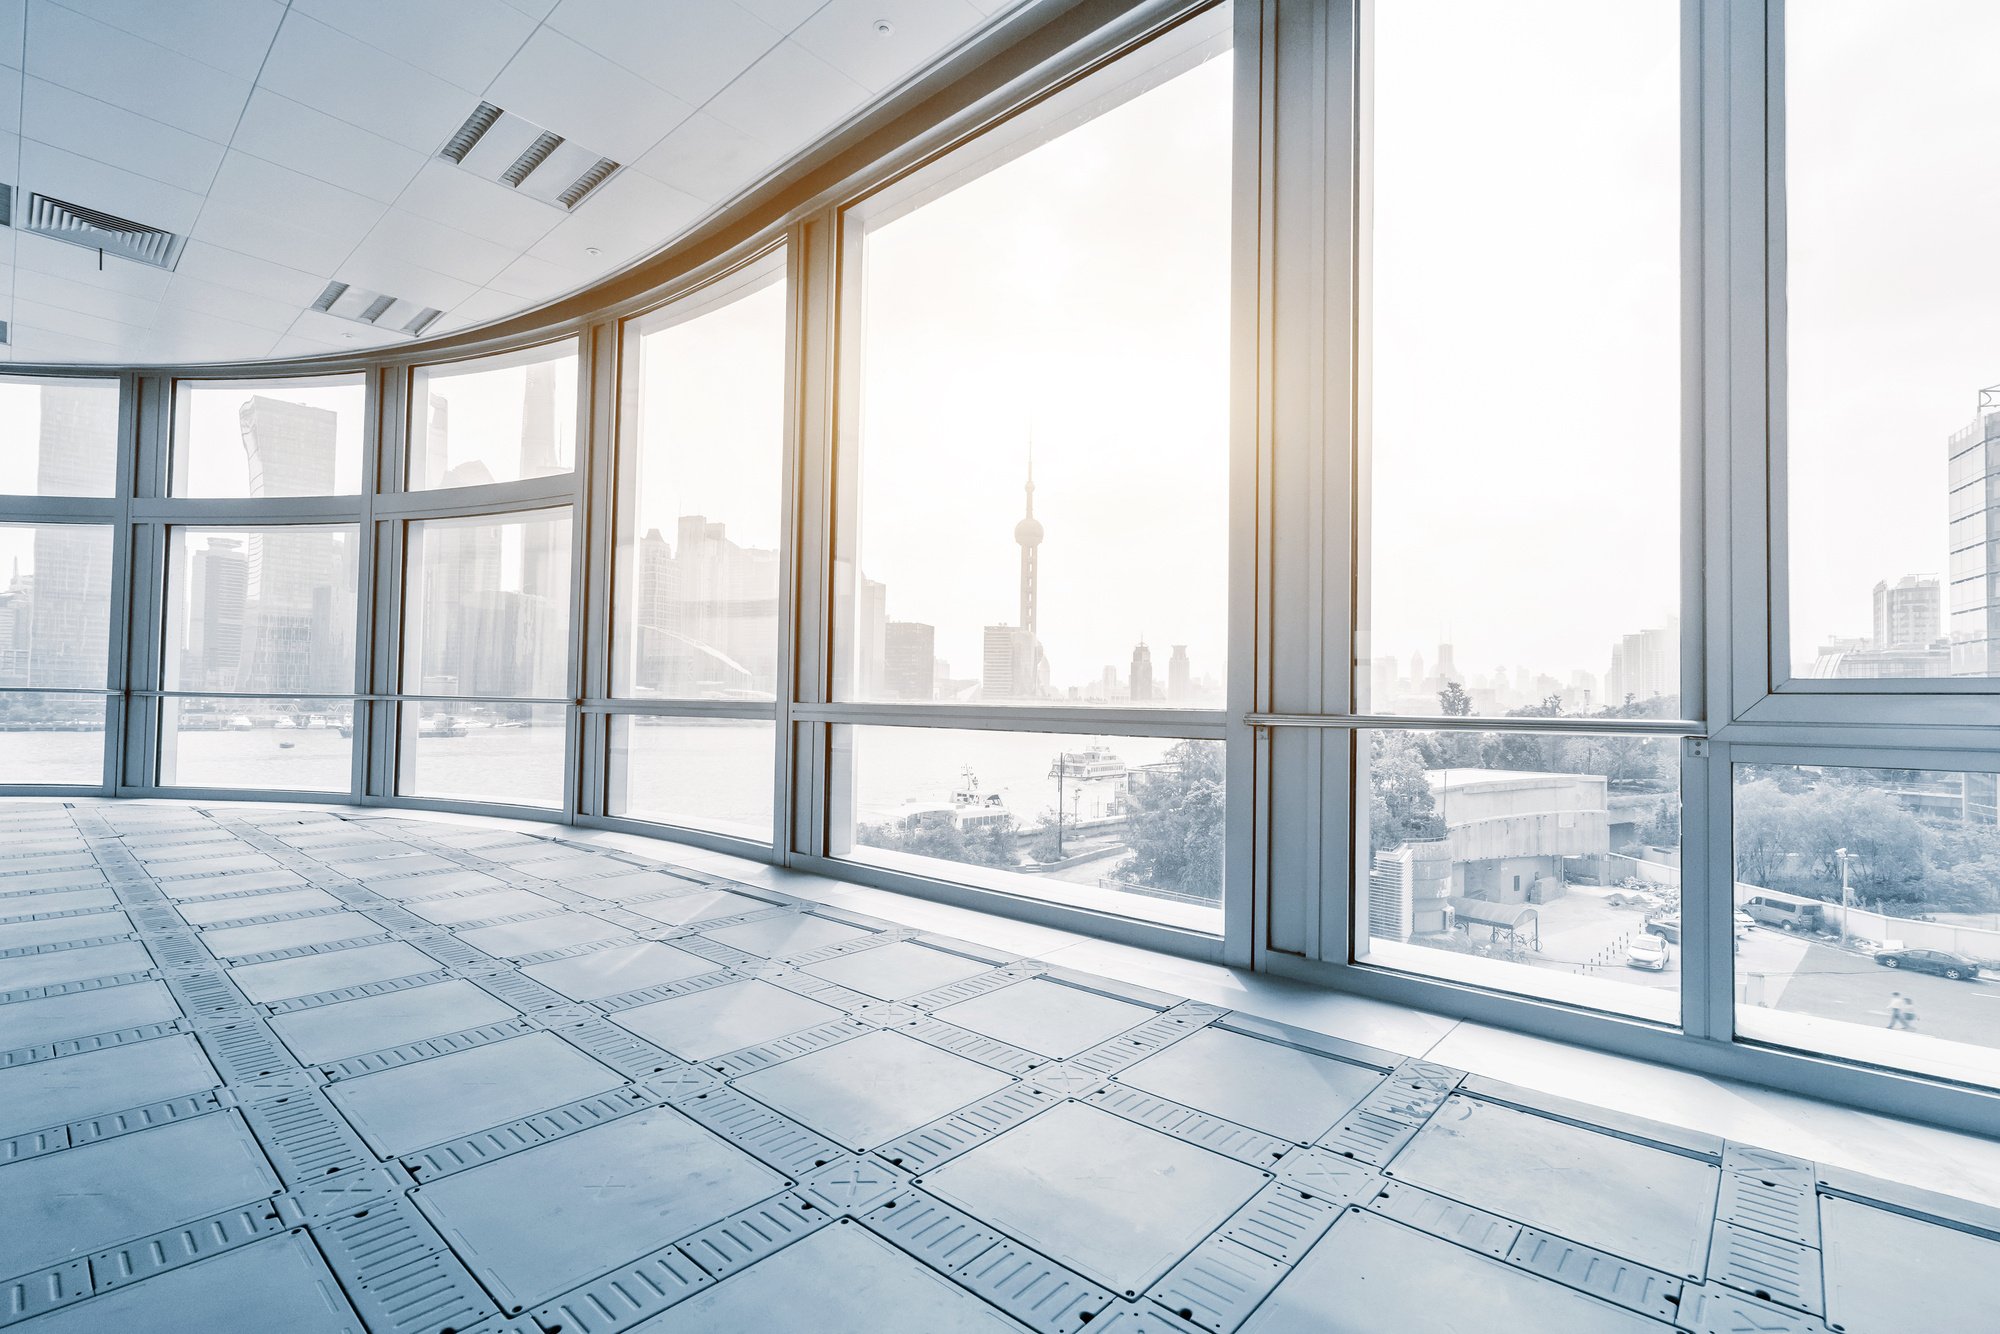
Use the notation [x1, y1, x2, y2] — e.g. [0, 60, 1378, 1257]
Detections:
[0, 0, 1024, 366]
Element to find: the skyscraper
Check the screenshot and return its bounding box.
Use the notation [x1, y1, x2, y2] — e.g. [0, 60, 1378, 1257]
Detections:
[1168, 645, 1191, 702]
[982, 455, 1050, 699]
[885, 621, 936, 700]
[1016, 452, 1043, 639]
[1130, 641, 1154, 703]
[519, 365, 565, 607]
[1949, 403, 2000, 675]
[1874, 575, 1942, 650]
[236, 397, 350, 692]
[29, 385, 116, 689]
[1604, 619, 1678, 704]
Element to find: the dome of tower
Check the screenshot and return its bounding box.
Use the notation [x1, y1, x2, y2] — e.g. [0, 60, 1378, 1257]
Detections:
[1015, 516, 1045, 546]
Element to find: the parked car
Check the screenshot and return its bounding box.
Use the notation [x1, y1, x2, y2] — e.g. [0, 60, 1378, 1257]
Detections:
[1644, 914, 1681, 944]
[1874, 948, 1982, 981]
[1734, 910, 1755, 938]
[1743, 896, 1829, 934]
[1627, 934, 1671, 971]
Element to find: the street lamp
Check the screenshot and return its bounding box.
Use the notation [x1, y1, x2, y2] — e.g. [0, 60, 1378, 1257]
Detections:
[1834, 847, 1852, 948]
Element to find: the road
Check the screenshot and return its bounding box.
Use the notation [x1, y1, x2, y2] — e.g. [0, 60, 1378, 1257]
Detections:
[1755, 937, 1999, 1046]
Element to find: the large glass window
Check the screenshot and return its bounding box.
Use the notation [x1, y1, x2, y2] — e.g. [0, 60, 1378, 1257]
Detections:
[0, 692, 104, 784]
[1783, 5, 2000, 681]
[0, 376, 120, 498]
[1735, 761, 2000, 1089]
[832, 724, 1225, 932]
[612, 259, 786, 701]
[832, 9, 1232, 708]
[1359, 0, 1681, 717]
[170, 377, 365, 497]
[0, 522, 113, 689]
[408, 342, 579, 490]
[400, 702, 568, 810]
[1355, 727, 1683, 1024]
[160, 697, 354, 792]
[609, 717, 774, 839]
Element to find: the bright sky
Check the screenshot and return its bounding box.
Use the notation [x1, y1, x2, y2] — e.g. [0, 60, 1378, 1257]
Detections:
[850, 39, 1233, 695]
[1365, 0, 1681, 691]
[178, 380, 365, 496]
[414, 347, 579, 488]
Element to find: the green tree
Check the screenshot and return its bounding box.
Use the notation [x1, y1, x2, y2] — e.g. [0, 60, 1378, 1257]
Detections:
[1368, 731, 1446, 853]
[1123, 741, 1226, 898]
[1438, 682, 1473, 716]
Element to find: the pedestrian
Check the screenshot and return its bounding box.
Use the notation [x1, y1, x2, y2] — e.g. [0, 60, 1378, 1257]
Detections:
[1887, 990, 1913, 1031]
[1900, 991, 1918, 1031]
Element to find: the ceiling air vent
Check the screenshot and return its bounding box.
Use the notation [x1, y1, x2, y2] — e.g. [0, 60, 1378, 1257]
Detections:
[0, 321, 10, 346]
[21, 193, 184, 269]
[0, 183, 12, 228]
[311, 280, 442, 338]
[437, 104, 622, 210]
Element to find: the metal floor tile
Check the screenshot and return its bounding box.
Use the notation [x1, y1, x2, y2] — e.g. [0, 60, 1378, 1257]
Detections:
[800, 940, 994, 1000]
[0, 888, 119, 920]
[199, 912, 381, 958]
[521, 939, 720, 1000]
[567, 868, 704, 900]
[0, 939, 153, 990]
[363, 868, 505, 899]
[404, 888, 555, 925]
[1115, 1026, 1385, 1143]
[701, 913, 874, 958]
[0, 910, 131, 950]
[733, 1030, 1015, 1151]
[456, 913, 630, 958]
[1821, 1194, 2000, 1331]
[634, 1213, 1027, 1333]
[326, 1031, 623, 1156]
[933, 977, 1158, 1057]
[0, 980, 181, 1049]
[268, 979, 517, 1064]
[924, 1099, 1270, 1296]
[228, 941, 439, 1003]
[9, 1233, 363, 1334]
[627, 886, 770, 923]
[612, 977, 846, 1060]
[0, 1034, 218, 1138]
[175, 887, 343, 924]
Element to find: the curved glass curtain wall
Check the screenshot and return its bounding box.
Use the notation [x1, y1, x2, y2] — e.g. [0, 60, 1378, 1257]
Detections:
[7, 0, 2000, 1133]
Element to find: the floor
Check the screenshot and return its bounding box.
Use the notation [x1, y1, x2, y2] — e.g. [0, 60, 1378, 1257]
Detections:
[2, 802, 1997, 1333]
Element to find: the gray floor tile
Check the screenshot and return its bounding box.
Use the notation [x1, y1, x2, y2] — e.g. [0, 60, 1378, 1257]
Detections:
[521, 940, 719, 1000]
[732, 1030, 1012, 1150]
[0, 1035, 218, 1138]
[933, 977, 1154, 1057]
[800, 941, 992, 1000]
[326, 1031, 621, 1155]
[270, 979, 517, 1064]
[1116, 1026, 1385, 1142]
[229, 941, 439, 1002]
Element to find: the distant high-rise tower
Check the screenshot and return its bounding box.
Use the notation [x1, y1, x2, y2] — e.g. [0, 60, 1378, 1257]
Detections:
[1950, 398, 2000, 674]
[885, 621, 936, 700]
[519, 366, 564, 607]
[1874, 574, 1942, 649]
[30, 385, 117, 688]
[1131, 641, 1155, 703]
[236, 397, 348, 692]
[1168, 645, 1191, 702]
[1016, 451, 1043, 639]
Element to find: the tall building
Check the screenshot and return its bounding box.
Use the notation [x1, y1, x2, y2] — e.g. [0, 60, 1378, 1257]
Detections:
[1605, 619, 1678, 704]
[884, 621, 935, 700]
[236, 397, 351, 693]
[856, 577, 887, 698]
[627, 518, 779, 698]
[518, 365, 566, 610]
[983, 624, 1040, 699]
[1875, 575, 1941, 649]
[1168, 645, 1191, 702]
[1016, 453, 1043, 640]
[188, 537, 247, 688]
[1950, 405, 2000, 675]
[29, 385, 116, 689]
[1130, 641, 1154, 703]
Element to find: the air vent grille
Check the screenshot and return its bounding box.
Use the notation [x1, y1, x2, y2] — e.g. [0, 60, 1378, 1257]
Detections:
[0, 321, 10, 346]
[0, 183, 12, 228]
[501, 132, 564, 187]
[311, 281, 444, 339]
[557, 157, 620, 210]
[438, 104, 623, 211]
[21, 193, 184, 269]
[440, 102, 503, 164]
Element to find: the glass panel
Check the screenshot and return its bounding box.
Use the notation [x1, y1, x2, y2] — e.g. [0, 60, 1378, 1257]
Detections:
[613, 264, 785, 700]
[165, 528, 359, 695]
[0, 523, 114, 689]
[0, 376, 120, 497]
[830, 725, 1225, 933]
[0, 692, 104, 785]
[608, 716, 774, 840]
[403, 510, 571, 698]
[171, 376, 365, 497]
[398, 702, 566, 809]
[1361, 1, 1681, 716]
[1785, 6, 1998, 679]
[159, 697, 353, 792]
[409, 342, 579, 490]
[1735, 762, 2000, 1088]
[1355, 728, 1683, 1024]
[834, 10, 1231, 708]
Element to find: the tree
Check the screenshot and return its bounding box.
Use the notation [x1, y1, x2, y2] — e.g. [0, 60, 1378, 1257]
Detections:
[1368, 731, 1446, 853]
[1123, 741, 1226, 898]
[1026, 817, 1064, 864]
[1438, 682, 1473, 716]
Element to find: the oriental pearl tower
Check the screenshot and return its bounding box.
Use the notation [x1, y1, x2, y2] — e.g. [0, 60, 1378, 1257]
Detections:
[1015, 450, 1043, 640]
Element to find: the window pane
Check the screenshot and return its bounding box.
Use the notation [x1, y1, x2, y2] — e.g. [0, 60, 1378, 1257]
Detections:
[1355, 728, 1683, 1024]
[409, 342, 578, 489]
[830, 725, 1225, 933]
[613, 265, 785, 700]
[608, 716, 773, 840]
[165, 528, 358, 695]
[159, 697, 353, 792]
[1785, 6, 1999, 679]
[398, 703, 566, 809]
[834, 12, 1231, 707]
[0, 693, 104, 784]
[0, 377, 119, 497]
[1735, 762, 2000, 1088]
[1361, 2, 1680, 716]
[404, 510, 571, 698]
[0, 523, 113, 689]
[171, 377, 365, 497]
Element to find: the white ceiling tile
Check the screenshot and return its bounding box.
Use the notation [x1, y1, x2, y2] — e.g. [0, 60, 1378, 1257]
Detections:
[352, 208, 515, 288]
[548, 0, 781, 106]
[47, 0, 284, 80]
[6, 326, 125, 363]
[487, 251, 593, 303]
[523, 168, 705, 274]
[734, 0, 825, 31]
[793, 0, 986, 94]
[394, 159, 564, 252]
[285, 307, 416, 349]
[484, 26, 694, 163]
[0, 63, 19, 132]
[332, 243, 479, 312]
[23, 0, 251, 141]
[10, 230, 172, 297]
[291, 0, 539, 96]
[162, 273, 303, 334]
[230, 89, 429, 204]
[966, 0, 1027, 15]
[633, 110, 778, 204]
[206, 150, 389, 241]
[432, 286, 536, 333]
[190, 198, 361, 276]
[11, 295, 147, 346]
[0, 0, 24, 70]
[18, 139, 207, 233]
[174, 239, 329, 306]
[258, 12, 474, 154]
[145, 306, 280, 357]
[14, 267, 160, 325]
[705, 39, 867, 154]
[22, 77, 227, 191]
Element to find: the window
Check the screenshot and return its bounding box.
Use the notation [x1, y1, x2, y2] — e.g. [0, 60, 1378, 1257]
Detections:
[612, 258, 786, 701]
[171, 377, 365, 497]
[408, 342, 579, 490]
[832, 9, 1232, 708]
[160, 697, 354, 792]
[400, 702, 568, 810]
[1355, 728, 1681, 1023]
[0, 523, 113, 689]
[1782, 5, 2000, 681]
[1359, 0, 1681, 717]
[609, 717, 774, 839]
[0, 376, 120, 497]
[831, 725, 1224, 932]
[0, 693, 103, 785]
